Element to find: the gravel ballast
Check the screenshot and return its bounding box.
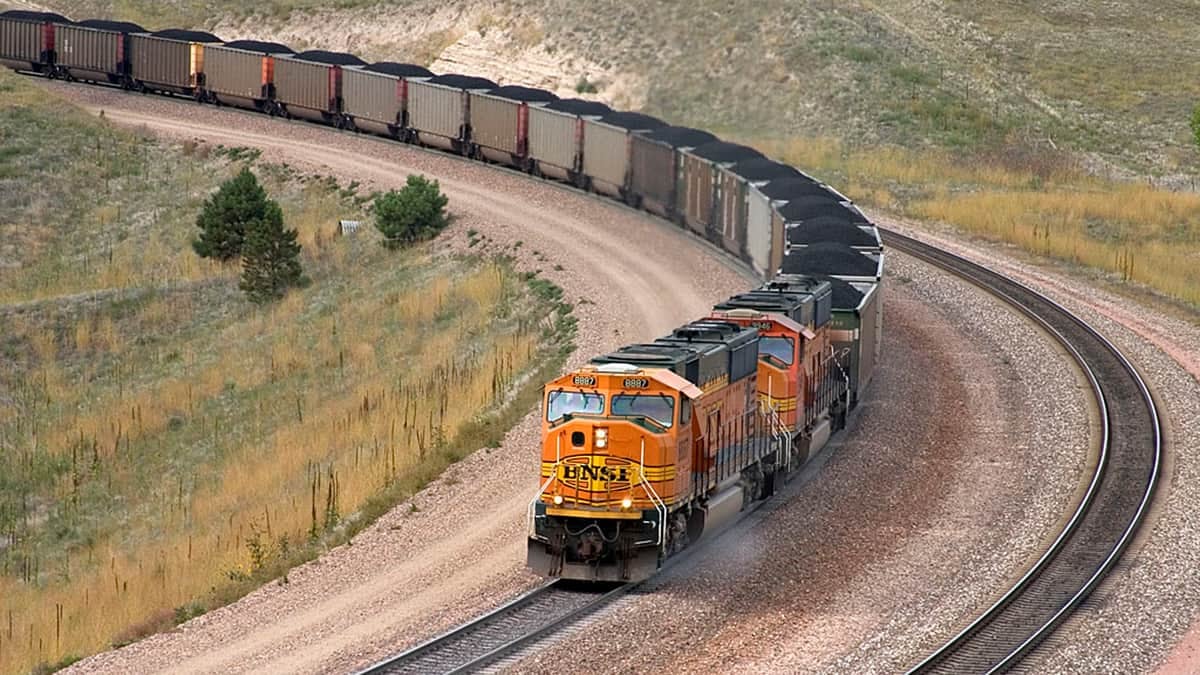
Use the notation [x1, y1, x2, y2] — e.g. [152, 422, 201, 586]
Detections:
[512, 251, 1092, 673]
[873, 218, 1200, 674]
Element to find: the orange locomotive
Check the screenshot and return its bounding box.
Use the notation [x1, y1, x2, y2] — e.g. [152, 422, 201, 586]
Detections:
[528, 279, 848, 581]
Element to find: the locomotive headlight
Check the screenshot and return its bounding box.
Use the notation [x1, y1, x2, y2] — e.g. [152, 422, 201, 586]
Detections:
[621, 497, 633, 510]
[553, 494, 564, 505]
[595, 427, 608, 448]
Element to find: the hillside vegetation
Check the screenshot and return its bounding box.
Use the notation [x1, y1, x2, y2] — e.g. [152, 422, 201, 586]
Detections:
[17, 0, 1199, 311]
[0, 68, 567, 673]
[26, 0, 1200, 175]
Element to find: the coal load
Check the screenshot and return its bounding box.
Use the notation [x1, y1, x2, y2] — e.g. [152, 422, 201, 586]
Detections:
[778, 198, 867, 223]
[151, 28, 222, 42]
[292, 50, 366, 66]
[642, 125, 716, 148]
[487, 84, 558, 102]
[689, 141, 763, 163]
[545, 98, 611, 116]
[811, 275, 865, 310]
[428, 73, 497, 89]
[598, 111, 666, 130]
[222, 39, 294, 54]
[732, 157, 802, 182]
[782, 242, 877, 277]
[77, 19, 144, 32]
[786, 220, 878, 248]
[364, 62, 433, 77]
[760, 177, 832, 202]
[0, 10, 71, 22]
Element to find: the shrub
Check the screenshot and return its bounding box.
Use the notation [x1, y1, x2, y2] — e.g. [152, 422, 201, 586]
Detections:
[373, 174, 450, 249]
[193, 167, 274, 261]
[239, 202, 307, 304]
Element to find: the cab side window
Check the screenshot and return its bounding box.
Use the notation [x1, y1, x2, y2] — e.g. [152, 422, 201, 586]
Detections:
[680, 399, 692, 425]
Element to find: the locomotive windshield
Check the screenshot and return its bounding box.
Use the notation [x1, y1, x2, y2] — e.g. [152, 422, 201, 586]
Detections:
[759, 336, 795, 366]
[546, 390, 605, 422]
[611, 393, 675, 428]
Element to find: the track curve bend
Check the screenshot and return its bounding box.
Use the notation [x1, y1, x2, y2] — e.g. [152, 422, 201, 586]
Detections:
[885, 230, 1163, 673]
[36, 85, 1157, 675]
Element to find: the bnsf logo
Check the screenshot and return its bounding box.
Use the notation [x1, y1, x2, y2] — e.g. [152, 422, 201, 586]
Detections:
[561, 464, 632, 482]
[557, 455, 639, 492]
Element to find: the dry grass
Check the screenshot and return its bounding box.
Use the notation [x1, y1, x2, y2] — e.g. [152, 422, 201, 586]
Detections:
[0, 71, 569, 673]
[753, 135, 1200, 307]
[0, 260, 551, 673]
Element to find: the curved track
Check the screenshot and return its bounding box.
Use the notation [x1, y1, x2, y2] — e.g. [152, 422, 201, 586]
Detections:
[883, 229, 1163, 673]
[356, 581, 626, 675]
[27, 81, 1161, 674]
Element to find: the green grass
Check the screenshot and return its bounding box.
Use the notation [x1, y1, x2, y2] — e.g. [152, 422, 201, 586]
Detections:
[0, 69, 570, 673]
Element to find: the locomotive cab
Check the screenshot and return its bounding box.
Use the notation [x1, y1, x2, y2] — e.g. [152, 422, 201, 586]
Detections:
[528, 363, 701, 582]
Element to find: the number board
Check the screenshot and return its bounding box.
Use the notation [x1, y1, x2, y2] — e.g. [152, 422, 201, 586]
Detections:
[752, 321, 774, 331]
[622, 377, 650, 389]
[572, 375, 597, 387]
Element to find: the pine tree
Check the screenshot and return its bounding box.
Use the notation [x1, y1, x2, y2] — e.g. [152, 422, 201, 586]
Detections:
[373, 174, 450, 249]
[239, 202, 306, 304]
[193, 167, 273, 261]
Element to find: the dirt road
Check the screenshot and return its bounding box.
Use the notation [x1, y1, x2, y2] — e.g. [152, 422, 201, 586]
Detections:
[54, 85, 759, 674]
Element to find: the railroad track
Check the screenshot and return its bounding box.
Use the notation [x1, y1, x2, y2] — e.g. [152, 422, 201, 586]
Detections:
[354, 580, 628, 675]
[883, 229, 1163, 674]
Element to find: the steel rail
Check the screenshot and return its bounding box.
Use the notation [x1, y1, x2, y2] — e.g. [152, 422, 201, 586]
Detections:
[353, 580, 628, 675]
[883, 229, 1163, 674]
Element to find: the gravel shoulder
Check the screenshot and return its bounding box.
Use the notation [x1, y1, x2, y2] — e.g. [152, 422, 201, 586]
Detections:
[876, 215, 1200, 674]
[48, 82, 756, 675]
[38, 81, 1170, 673]
[510, 251, 1092, 673]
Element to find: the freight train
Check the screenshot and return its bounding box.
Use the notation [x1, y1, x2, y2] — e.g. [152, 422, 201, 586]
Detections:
[0, 10, 884, 582]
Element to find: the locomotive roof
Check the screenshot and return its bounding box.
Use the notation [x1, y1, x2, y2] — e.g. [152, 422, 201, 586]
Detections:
[669, 319, 755, 341]
[782, 243, 879, 277]
[689, 141, 763, 163]
[731, 157, 802, 182]
[220, 39, 295, 54]
[151, 28, 222, 42]
[710, 303, 809, 335]
[778, 198, 867, 223]
[486, 85, 558, 102]
[0, 10, 71, 23]
[642, 125, 718, 148]
[545, 98, 612, 116]
[786, 220, 879, 248]
[77, 19, 145, 32]
[428, 73, 498, 89]
[760, 177, 831, 201]
[592, 343, 707, 381]
[598, 111, 666, 131]
[760, 274, 834, 298]
[292, 50, 367, 66]
[364, 62, 433, 77]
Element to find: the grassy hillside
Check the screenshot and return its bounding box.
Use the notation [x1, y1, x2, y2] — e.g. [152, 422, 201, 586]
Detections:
[0, 68, 569, 673]
[23, 0, 1200, 176]
[10, 0, 1198, 307]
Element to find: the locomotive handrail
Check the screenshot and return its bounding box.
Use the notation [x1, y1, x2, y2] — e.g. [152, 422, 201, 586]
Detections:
[639, 438, 669, 548]
[527, 435, 562, 536]
[759, 398, 791, 473]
